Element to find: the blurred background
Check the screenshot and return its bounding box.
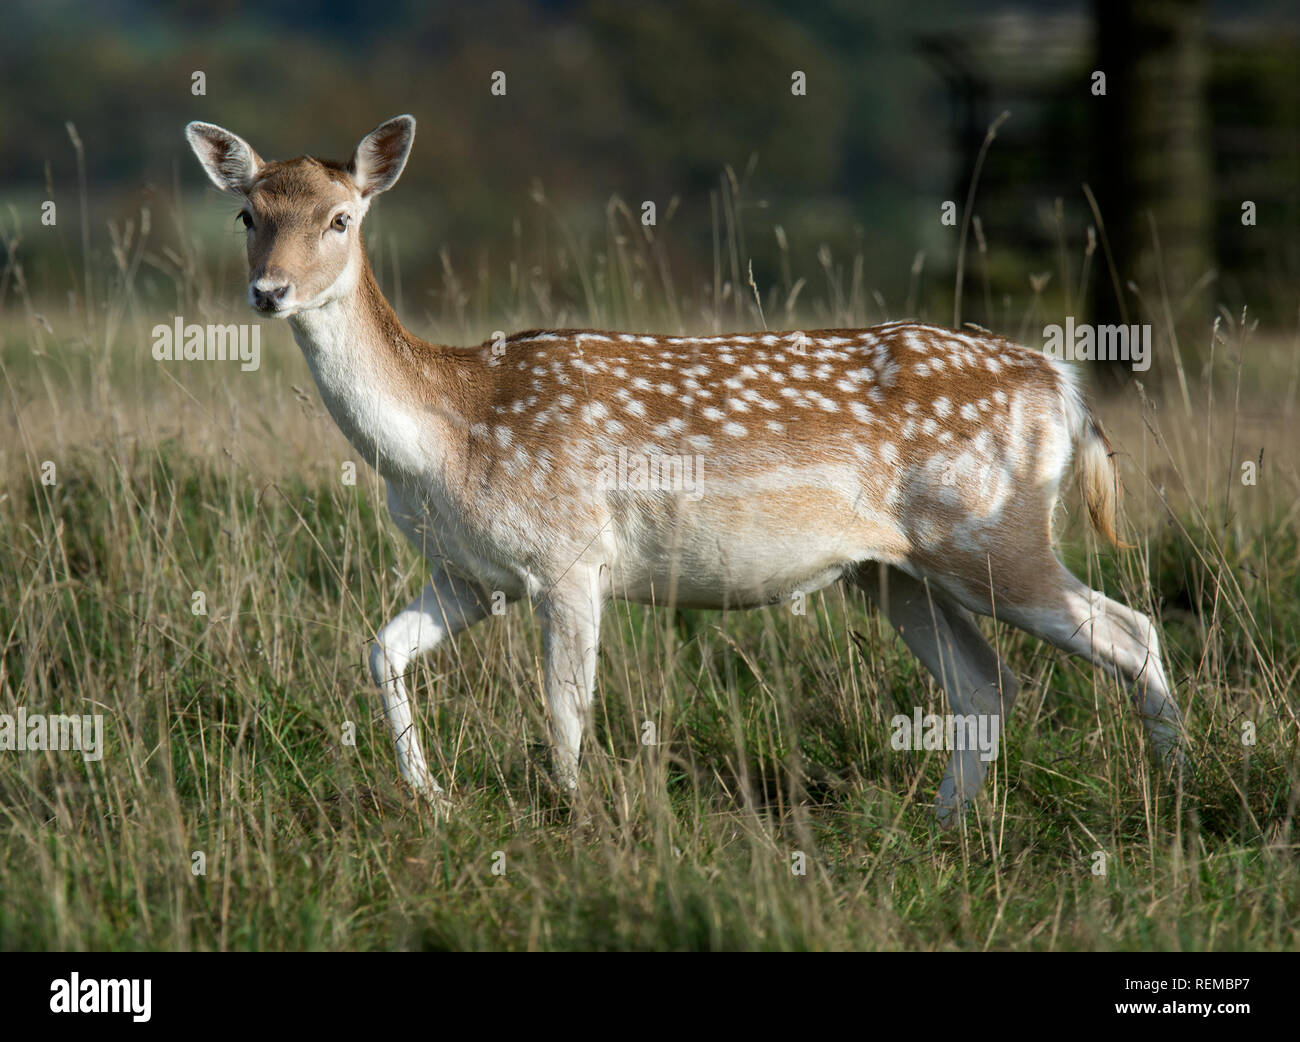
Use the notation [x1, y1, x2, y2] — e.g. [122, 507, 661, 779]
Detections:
[1, 0, 1297, 378]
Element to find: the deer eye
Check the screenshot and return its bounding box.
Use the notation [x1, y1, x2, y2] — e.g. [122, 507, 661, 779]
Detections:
[330, 212, 350, 233]
[237, 211, 254, 230]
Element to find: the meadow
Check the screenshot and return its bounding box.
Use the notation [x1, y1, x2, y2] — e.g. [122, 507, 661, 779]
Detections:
[0, 162, 1296, 951]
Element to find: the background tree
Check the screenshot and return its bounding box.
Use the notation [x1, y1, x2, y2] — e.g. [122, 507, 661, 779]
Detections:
[1091, 0, 1213, 388]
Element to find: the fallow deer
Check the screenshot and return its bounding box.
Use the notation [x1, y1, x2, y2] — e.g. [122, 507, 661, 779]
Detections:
[185, 114, 1185, 823]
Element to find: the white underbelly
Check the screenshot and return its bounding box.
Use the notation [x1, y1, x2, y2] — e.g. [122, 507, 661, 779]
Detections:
[384, 477, 904, 609]
[601, 496, 888, 608]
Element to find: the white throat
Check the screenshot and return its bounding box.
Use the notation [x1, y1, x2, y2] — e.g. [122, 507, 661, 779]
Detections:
[287, 271, 436, 485]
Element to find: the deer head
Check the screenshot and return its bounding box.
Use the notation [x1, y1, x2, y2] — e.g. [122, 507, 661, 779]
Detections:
[184, 115, 415, 316]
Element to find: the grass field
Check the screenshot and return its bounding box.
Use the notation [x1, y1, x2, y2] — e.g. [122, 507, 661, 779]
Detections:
[0, 178, 1297, 951]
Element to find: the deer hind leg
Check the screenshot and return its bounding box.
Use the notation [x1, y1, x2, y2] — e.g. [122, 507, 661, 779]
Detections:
[537, 568, 604, 792]
[992, 559, 1185, 765]
[854, 565, 1019, 825]
[369, 567, 494, 805]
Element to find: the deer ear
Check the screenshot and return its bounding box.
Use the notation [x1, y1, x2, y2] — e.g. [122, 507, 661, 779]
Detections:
[185, 122, 263, 193]
[349, 115, 415, 197]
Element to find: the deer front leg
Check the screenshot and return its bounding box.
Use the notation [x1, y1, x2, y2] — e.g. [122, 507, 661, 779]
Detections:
[369, 567, 493, 808]
[538, 569, 603, 791]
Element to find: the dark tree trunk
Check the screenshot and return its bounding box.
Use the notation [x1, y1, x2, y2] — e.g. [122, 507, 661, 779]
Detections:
[1091, 0, 1212, 390]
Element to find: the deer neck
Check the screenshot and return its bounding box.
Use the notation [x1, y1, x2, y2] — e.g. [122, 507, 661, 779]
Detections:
[287, 248, 466, 492]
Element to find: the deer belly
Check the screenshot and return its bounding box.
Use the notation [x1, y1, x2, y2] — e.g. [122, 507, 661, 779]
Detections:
[604, 490, 898, 608]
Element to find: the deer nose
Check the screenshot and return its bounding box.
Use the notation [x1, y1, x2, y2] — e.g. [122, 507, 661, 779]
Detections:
[250, 282, 290, 312]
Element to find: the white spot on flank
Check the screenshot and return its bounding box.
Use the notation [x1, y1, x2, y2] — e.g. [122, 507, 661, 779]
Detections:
[702, 406, 724, 421]
[722, 421, 747, 437]
[960, 403, 979, 421]
[932, 397, 951, 418]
